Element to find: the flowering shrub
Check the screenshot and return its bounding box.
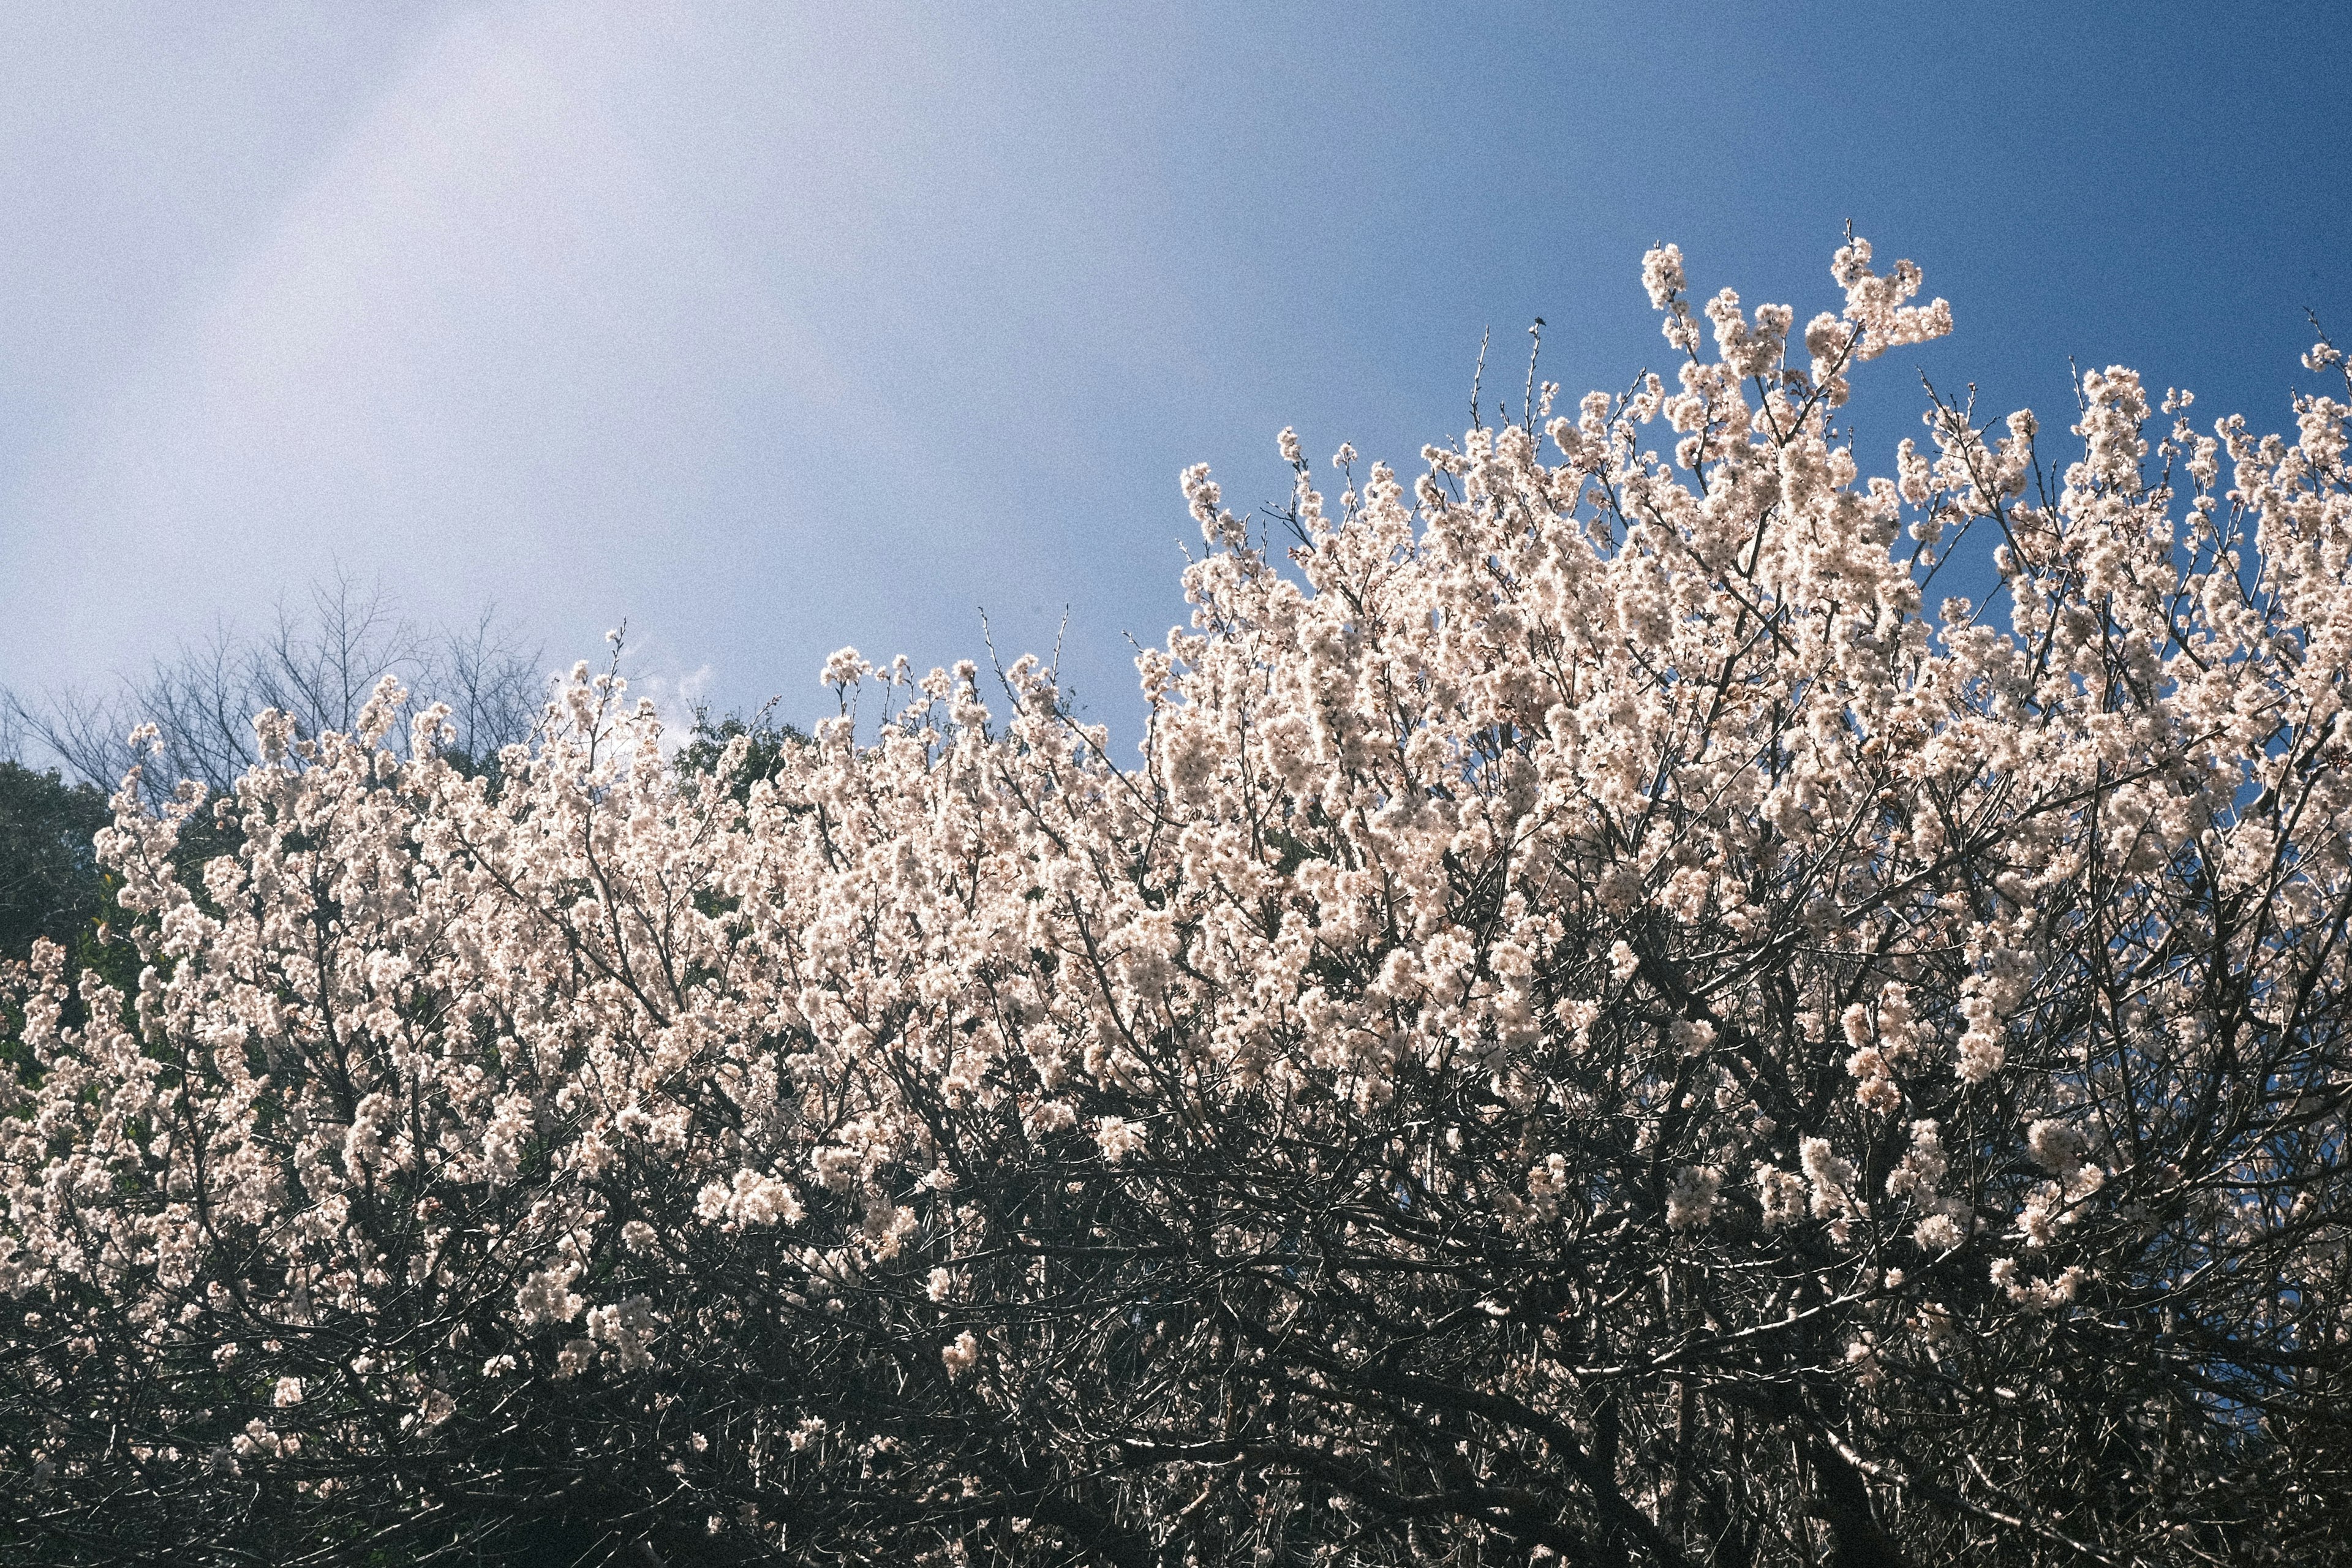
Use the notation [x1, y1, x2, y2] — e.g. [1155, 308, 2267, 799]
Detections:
[6, 236, 2351, 1566]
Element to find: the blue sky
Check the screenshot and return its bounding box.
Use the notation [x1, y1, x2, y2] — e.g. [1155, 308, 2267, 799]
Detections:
[3, 1, 2347, 751]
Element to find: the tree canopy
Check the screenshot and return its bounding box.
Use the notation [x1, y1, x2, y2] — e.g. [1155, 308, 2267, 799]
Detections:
[4, 237, 2350, 1566]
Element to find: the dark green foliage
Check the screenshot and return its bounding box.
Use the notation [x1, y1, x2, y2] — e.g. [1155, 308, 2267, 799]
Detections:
[0, 762, 108, 965]
[675, 706, 808, 801]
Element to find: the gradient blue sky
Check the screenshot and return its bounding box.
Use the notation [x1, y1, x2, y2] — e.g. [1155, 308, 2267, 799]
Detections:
[4, 1, 2348, 748]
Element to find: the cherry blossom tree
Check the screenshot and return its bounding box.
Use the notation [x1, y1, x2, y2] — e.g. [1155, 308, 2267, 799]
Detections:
[5, 236, 2350, 1566]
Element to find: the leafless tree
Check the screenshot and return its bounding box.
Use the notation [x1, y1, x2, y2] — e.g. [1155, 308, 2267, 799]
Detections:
[4, 572, 543, 802]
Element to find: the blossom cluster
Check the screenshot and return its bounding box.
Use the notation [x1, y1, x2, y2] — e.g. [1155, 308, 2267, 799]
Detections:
[5, 238, 2350, 1565]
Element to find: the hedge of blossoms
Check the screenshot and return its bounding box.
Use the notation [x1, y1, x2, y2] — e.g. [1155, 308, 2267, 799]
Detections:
[6, 237, 2351, 1567]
